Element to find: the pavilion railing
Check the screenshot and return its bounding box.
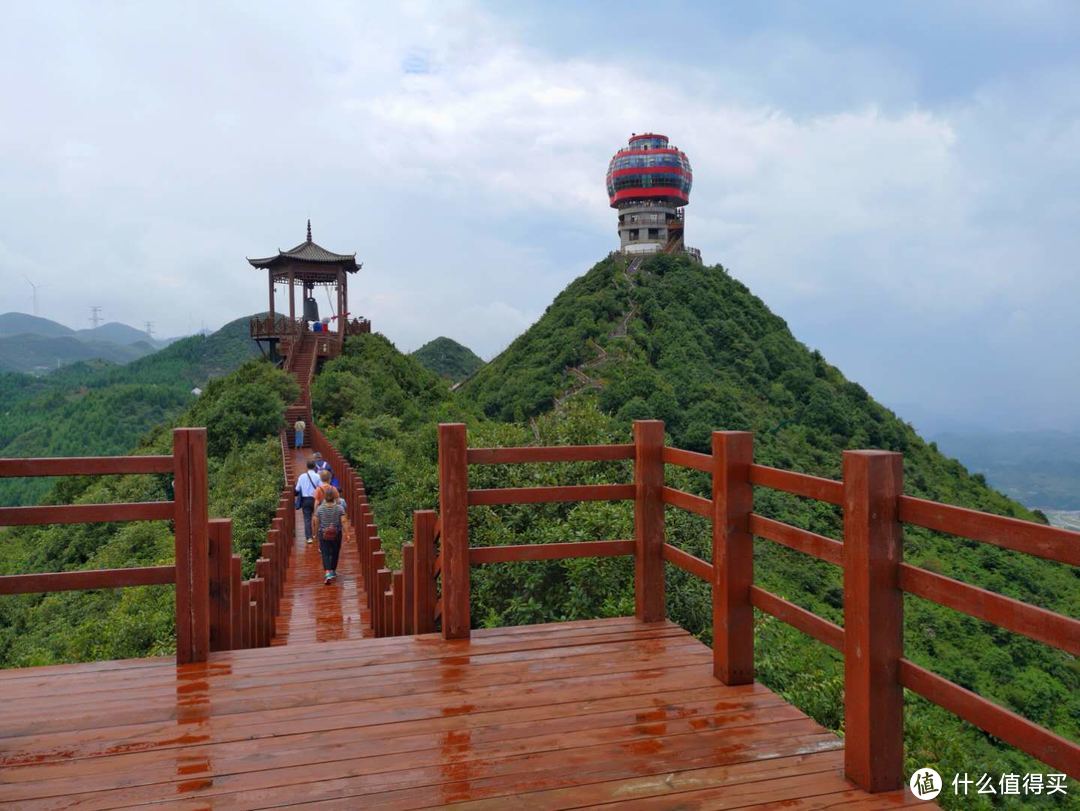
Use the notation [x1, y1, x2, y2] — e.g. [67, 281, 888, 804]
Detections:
[429, 420, 1080, 790]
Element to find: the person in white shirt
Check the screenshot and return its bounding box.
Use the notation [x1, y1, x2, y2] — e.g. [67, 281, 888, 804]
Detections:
[294, 460, 321, 543]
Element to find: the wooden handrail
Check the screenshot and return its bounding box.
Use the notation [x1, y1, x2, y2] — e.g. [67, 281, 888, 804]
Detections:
[899, 659, 1080, 776]
[750, 586, 844, 652]
[661, 543, 712, 581]
[900, 495, 1080, 566]
[0, 456, 173, 477]
[661, 446, 711, 472]
[0, 502, 174, 526]
[0, 566, 175, 596]
[749, 463, 844, 505]
[749, 514, 843, 566]
[899, 563, 1080, 656]
[661, 486, 711, 518]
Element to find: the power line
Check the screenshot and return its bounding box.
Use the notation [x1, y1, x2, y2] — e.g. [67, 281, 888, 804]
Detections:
[90, 306, 103, 329]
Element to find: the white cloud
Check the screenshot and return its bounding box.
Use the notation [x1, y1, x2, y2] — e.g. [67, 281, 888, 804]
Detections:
[0, 1, 1077, 429]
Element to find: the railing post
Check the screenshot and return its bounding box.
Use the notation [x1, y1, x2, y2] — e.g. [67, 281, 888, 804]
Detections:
[378, 568, 391, 637]
[372, 550, 386, 633]
[393, 571, 405, 636]
[240, 580, 251, 649]
[711, 431, 755, 684]
[402, 543, 415, 635]
[843, 450, 904, 792]
[438, 423, 470, 639]
[208, 519, 233, 653]
[413, 510, 437, 634]
[230, 555, 243, 649]
[173, 427, 209, 665]
[632, 420, 665, 622]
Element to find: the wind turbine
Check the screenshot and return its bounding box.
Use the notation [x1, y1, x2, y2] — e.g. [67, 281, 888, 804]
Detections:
[22, 275, 44, 317]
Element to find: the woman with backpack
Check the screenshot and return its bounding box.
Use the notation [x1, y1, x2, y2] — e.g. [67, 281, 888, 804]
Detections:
[311, 486, 345, 585]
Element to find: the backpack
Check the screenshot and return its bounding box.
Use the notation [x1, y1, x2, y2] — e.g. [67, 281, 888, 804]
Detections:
[322, 523, 339, 541]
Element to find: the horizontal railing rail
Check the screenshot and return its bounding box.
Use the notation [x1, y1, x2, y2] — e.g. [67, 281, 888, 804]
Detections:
[432, 419, 1080, 790]
[0, 456, 173, 477]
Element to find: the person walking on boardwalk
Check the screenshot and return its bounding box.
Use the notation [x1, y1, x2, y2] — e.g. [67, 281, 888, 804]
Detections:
[294, 417, 306, 449]
[312, 486, 345, 585]
[312, 452, 339, 488]
[294, 460, 321, 544]
[314, 468, 346, 512]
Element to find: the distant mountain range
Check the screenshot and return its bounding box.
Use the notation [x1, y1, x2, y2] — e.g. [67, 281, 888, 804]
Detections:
[932, 430, 1080, 510]
[0, 312, 180, 374]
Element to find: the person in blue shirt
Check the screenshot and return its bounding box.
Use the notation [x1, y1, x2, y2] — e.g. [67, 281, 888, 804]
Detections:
[293, 460, 321, 544]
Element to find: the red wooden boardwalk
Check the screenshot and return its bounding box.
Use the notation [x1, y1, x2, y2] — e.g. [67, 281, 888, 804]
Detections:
[270, 445, 371, 645]
[0, 618, 920, 808]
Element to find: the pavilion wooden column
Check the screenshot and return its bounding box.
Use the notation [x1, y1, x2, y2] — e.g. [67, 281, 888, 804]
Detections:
[337, 269, 345, 350]
[268, 272, 275, 324]
[288, 268, 295, 324]
[843, 450, 904, 792]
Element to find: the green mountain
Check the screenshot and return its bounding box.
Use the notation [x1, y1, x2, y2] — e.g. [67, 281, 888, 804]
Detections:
[0, 359, 296, 667]
[0, 334, 155, 373]
[0, 313, 75, 338]
[314, 256, 1076, 807]
[0, 313, 177, 373]
[411, 336, 484, 382]
[0, 315, 262, 506]
[75, 322, 174, 348]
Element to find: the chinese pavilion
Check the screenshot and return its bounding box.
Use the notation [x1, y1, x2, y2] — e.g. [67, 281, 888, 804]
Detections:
[247, 220, 370, 362]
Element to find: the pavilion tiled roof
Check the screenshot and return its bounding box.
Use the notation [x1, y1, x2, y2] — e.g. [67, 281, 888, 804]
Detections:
[247, 220, 359, 271]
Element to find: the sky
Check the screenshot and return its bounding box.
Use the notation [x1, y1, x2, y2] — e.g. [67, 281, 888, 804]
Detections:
[1, 1, 1078, 434]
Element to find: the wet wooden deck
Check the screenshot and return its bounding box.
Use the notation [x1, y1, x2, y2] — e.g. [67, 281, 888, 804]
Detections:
[0, 617, 920, 808]
[271, 445, 371, 645]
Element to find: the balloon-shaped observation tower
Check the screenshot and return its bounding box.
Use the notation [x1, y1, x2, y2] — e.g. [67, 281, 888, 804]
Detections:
[606, 133, 698, 260]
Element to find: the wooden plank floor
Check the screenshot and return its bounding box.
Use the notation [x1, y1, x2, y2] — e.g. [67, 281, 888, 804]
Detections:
[0, 617, 921, 809]
[272, 445, 371, 645]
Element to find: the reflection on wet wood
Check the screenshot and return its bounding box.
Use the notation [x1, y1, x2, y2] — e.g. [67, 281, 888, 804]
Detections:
[0, 618, 920, 808]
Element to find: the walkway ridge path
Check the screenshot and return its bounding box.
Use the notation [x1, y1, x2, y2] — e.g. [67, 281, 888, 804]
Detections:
[271, 334, 372, 644]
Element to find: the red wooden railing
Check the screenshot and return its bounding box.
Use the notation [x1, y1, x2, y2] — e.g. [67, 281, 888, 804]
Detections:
[428, 420, 1080, 788]
[0, 426, 297, 660]
[0, 429, 220, 665]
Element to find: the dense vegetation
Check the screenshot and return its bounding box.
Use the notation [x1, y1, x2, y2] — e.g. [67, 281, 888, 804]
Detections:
[411, 336, 484, 382]
[316, 255, 1078, 808]
[0, 316, 260, 506]
[0, 359, 296, 667]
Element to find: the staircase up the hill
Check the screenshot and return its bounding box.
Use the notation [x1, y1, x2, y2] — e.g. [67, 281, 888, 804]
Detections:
[283, 335, 317, 444]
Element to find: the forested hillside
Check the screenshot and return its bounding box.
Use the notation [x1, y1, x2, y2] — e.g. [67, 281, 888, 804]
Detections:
[0, 359, 296, 667]
[411, 336, 484, 382]
[0, 316, 261, 506]
[315, 255, 1077, 809]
